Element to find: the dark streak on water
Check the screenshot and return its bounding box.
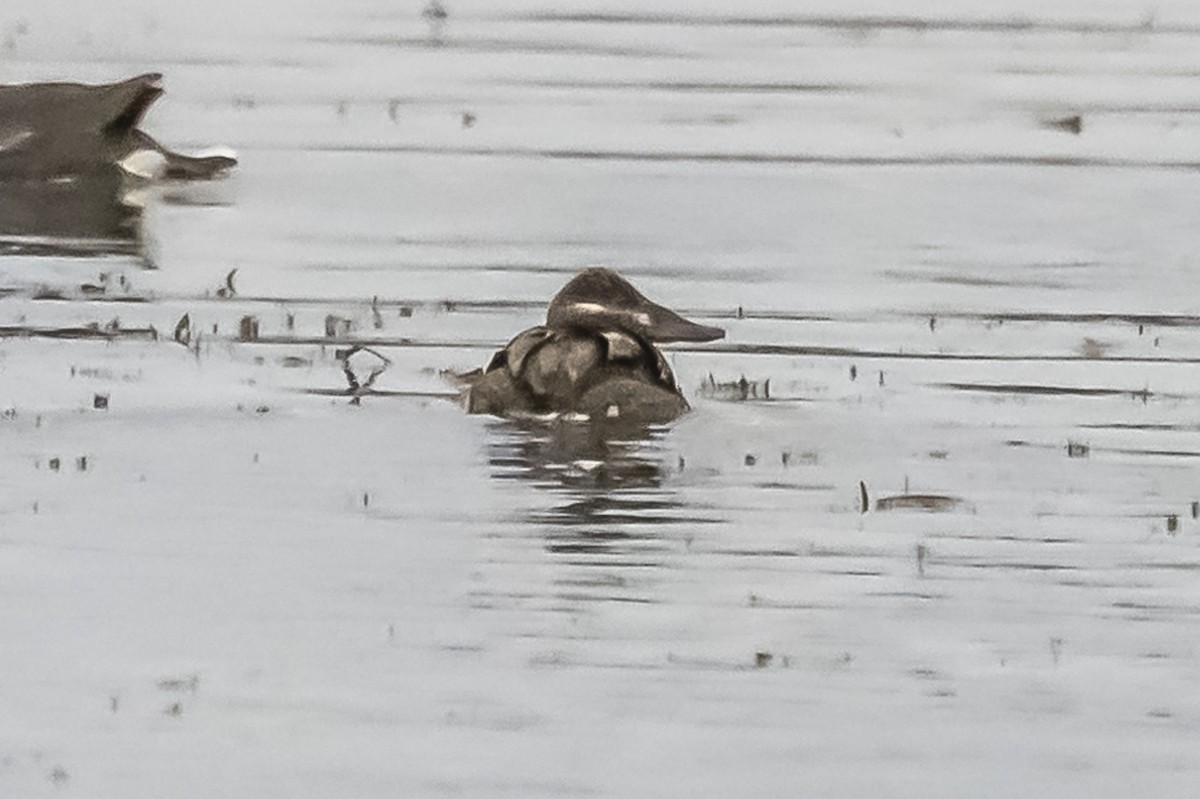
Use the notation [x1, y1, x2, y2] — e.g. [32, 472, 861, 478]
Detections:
[936, 383, 1160, 398]
[308, 36, 687, 60]
[304, 144, 1200, 171]
[506, 79, 854, 95]
[513, 12, 1195, 37]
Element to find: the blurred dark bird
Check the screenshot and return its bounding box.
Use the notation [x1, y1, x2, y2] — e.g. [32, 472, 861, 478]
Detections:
[0, 73, 237, 181]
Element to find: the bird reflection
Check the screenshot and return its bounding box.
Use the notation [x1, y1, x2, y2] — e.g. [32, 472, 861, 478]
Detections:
[0, 167, 146, 259]
[485, 418, 713, 560]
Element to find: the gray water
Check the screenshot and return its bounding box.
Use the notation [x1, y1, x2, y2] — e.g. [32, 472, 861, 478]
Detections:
[3, 1, 1200, 796]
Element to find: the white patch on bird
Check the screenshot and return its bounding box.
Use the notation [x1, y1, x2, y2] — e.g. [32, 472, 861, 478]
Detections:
[606, 404, 620, 418]
[120, 187, 151, 209]
[633, 312, 651, 326]
[0, 127, 34, 153]
[569, 302, 607, 316]
[118, 148, 167, 179]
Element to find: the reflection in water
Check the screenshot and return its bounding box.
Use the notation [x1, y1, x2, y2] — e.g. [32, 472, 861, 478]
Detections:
[0, 168, 146, 259]
[481, 417, 723, 611]
[485, 418, 718, 560]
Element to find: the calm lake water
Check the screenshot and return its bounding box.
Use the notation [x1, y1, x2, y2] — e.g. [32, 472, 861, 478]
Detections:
[3, 1, 1200, 796]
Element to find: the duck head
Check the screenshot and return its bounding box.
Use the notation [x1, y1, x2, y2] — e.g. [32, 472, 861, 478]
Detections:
[545, 268, 724, 343]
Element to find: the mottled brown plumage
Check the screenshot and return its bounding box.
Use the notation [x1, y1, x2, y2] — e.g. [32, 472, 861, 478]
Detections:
[466, 268, 724, 423]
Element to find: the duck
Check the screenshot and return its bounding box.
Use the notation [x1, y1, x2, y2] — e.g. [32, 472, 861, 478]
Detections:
[0, 73, 236, 182]
[464, 268, 724, 424]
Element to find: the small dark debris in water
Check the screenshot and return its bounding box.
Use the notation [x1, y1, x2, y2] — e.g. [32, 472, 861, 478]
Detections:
[48, 766, 69, 786]
[165, 702, 183, 718]
[238, 316, 259, 342]
[929, 316, 936, 332]
[32, 286, 66, 301]
[387, 622, 395, 641]
[422, 0, 448, 22]
[878, 370, 885, 387]
[858, 481, 869, 514]
[698, 373, 770, 401]
[1079, 337, 1110, 359]
[217, 269, 237, 298]
[1167, 515, 1179, 534]
[1147, 708, 1174, 719]
[754, 651, 773, 669]
[75, 456, 87, 472]
[285, 312, 295, 331]
[338, 346, 392, 402]
[363, 492, 370, 508]
[736, 305, 744, 319]
[1049, 637, 1064, 666]
[157, 674, 200, 692]
[1, 407, 14, 420]
[336, 100, 349, 118]
[399, 306, 414, 318]
[1191, 501, 1198, 520]
[49, 458, 60, 472]
[849, 364, 857, 381]
[928, 450, 948, 460]
[109, 694, 119, 714]
[460, 111, 476, 128]
[876, 494, 963, 513]
[1153, 337, 1160, 347]
[324, 315, 352, 338]
[255, 405, 270, 414]
[1138, 324, 1144, 335]
[677, 455, 685, 472]
[280, 356, 311, 368]
[388, 98, 401, 121]
[32, 501, 38, 514]
[80, 282, 105, 296]
[252, 452, 259, 464]
[212, 323, 219, 335]
[916, 543, 928, 576]
[1067, 441, 1089, 458]
[93, 393, 108, 410]
[781, 451, 790, 466]
[744, 453, 757, 467]
[1041, 114, 1083, 135]
[748, 593, 759, 607]
[173, 314, 191, 346]
[371, 296, 384, 329]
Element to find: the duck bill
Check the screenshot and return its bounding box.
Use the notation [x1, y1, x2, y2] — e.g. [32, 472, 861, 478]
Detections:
[645, 303, 725, 343]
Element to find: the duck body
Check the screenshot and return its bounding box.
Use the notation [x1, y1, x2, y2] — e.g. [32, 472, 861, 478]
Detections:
[466, 268, 724, 424]
[0, 73, 235, 182]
